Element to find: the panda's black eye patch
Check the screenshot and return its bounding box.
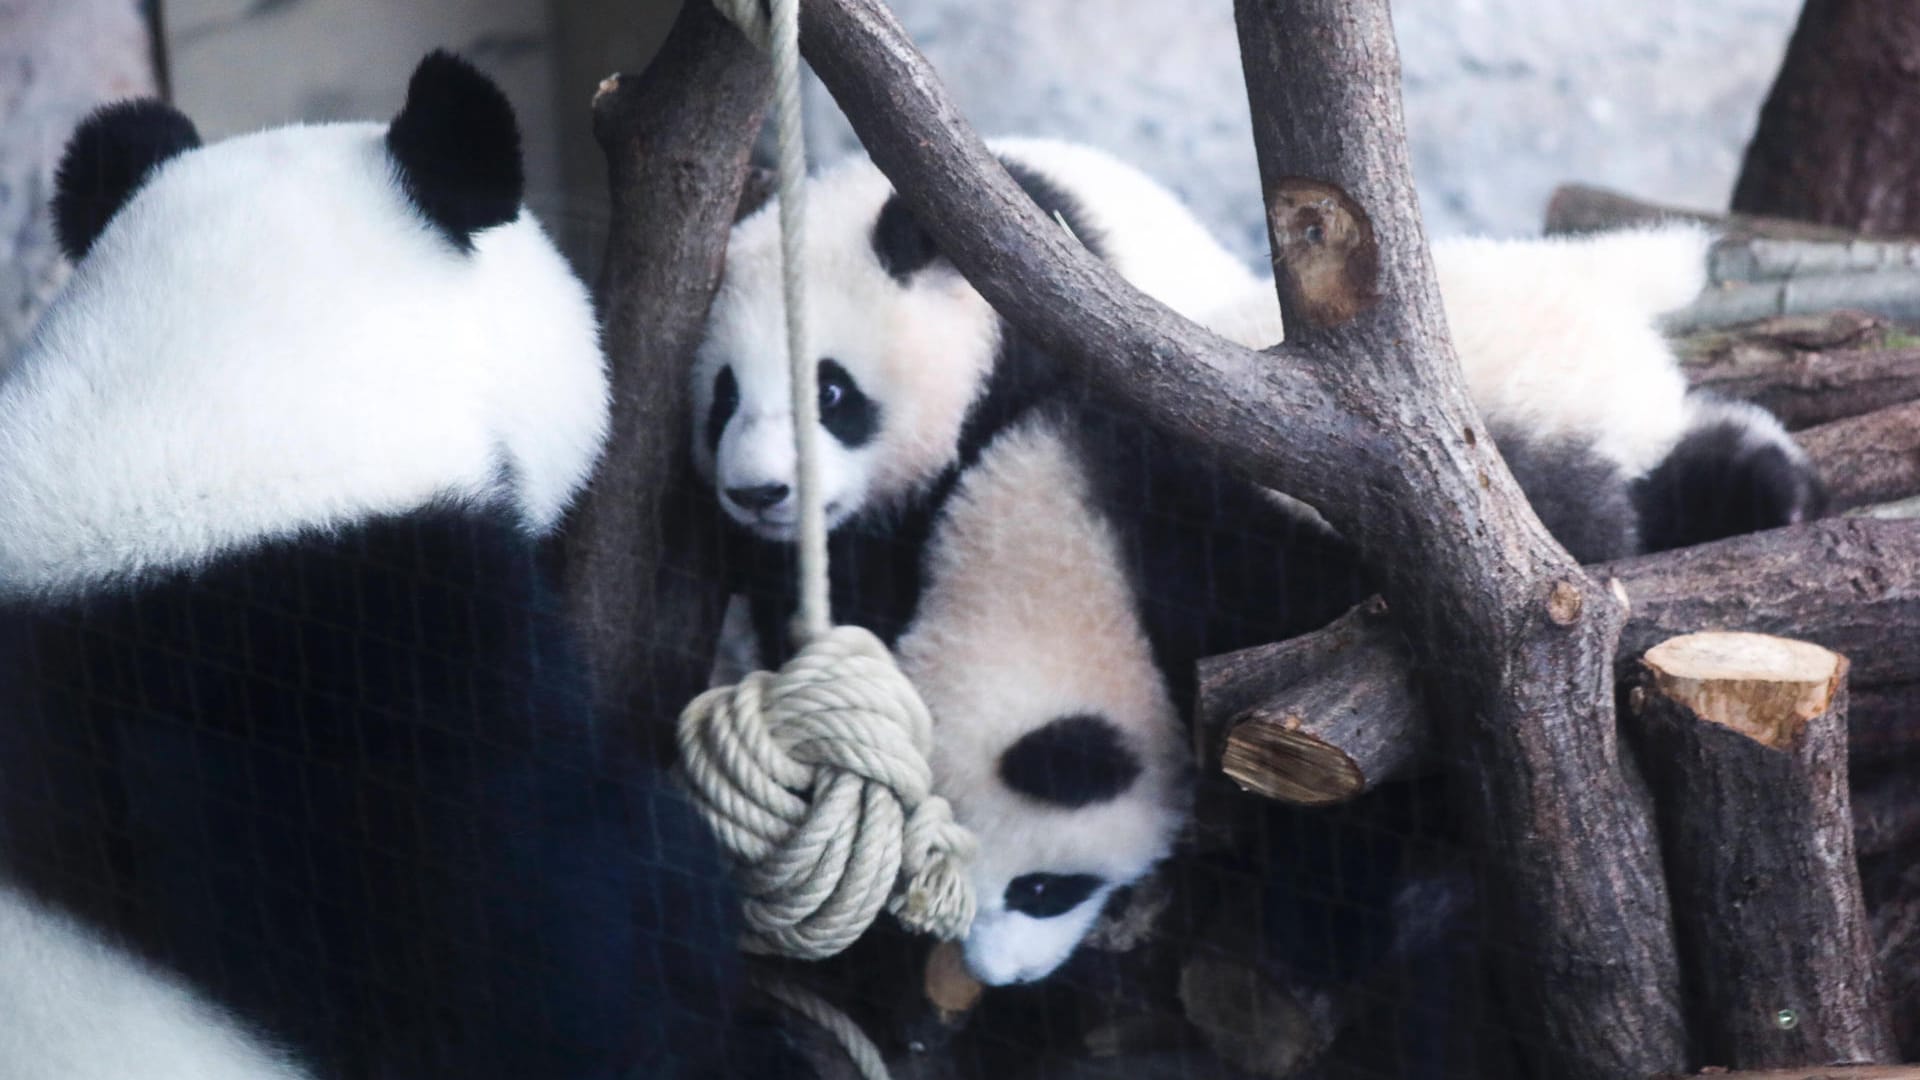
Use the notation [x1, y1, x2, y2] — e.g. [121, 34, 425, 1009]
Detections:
[1005, 873, 1104, 919]
[998, 713, 1141, 808]
[707, 366, 740, 456]
[817, 359, 878, 449]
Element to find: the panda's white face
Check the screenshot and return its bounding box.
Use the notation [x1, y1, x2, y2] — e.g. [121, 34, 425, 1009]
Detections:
[894, 418, 1190, 986]
[692, 157, 1000, 540]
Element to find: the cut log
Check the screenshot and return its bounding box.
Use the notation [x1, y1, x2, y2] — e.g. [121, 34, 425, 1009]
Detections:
[1201, 519, 1920, 803]
[1198, 601, 1428, 805]
[1796, 401, 1920, 512]
[1627, 632, 1894, 1070]
[1674, 312, 1920, 431]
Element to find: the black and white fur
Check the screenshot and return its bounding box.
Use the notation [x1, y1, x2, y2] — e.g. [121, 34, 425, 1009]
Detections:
[0, 53, 776, 1080]
[1204, 226, 1826, 561]
[695, 138, 1263, 660]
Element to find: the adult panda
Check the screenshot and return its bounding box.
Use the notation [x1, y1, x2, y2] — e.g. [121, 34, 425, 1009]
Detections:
[1204, 226, 1827, 560]
[0, 54, 785, 1080]
[693, 138, 1263, 664]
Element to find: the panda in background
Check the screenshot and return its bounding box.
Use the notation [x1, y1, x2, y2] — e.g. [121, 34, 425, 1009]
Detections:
[693, 138, 1263, 664]
[1203, 225, 1827, 561]
[0, 53, 790, 1080]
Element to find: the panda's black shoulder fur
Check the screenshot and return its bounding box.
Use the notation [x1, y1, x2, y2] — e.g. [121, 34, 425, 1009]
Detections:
[0, 506, 771, 1079]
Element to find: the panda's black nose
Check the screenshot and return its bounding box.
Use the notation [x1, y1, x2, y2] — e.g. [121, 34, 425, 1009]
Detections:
[727, 483, 790, 512]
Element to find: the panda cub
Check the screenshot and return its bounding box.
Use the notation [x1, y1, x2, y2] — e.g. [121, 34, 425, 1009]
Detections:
[695, 138, 1262, 660]
[1204, 226, 1826, 560]
[892, 411, 1193, 986]
[0, 53, 771, 1079]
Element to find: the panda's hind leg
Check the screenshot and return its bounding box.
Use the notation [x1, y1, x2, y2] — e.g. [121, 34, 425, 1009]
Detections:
[1631, 393, 1827, 554]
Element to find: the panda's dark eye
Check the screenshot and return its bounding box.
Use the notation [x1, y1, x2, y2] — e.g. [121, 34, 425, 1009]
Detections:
[1004, 873, 1103, 919]
[815, 359, 879, 449]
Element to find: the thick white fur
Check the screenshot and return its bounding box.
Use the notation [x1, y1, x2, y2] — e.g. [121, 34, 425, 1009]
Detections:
[692, 137, 1258, 540]
[0, 122, 607, 600]
[0, 884, 311, 1080]
[894, 416, 1188, 986]
[1203, 226, 1712, 478]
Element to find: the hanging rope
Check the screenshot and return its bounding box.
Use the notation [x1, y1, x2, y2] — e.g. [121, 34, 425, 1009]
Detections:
[676, 0, 977, 963]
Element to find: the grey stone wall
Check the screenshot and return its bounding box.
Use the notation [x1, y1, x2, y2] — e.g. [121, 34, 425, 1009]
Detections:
[157, 0, 1804, 270]
[803, 0, 1804, 261]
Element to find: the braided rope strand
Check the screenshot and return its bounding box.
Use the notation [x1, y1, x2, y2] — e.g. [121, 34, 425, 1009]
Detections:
[676, 0, 977, 967]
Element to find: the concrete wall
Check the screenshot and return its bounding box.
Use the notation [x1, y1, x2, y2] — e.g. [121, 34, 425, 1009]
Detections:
[160, 0, 1804, 269]
[803, 0, 1805, 261]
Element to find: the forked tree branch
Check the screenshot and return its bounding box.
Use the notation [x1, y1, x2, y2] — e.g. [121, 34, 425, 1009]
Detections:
[797, 0, 1684, 1073]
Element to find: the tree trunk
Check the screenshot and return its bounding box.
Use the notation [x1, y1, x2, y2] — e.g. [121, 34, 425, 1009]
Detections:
[0, 0, 159, 366]
[1732, 1, 1920, 236]
[558, 0, 769, 758]
[1627, 632, 1895, 1070]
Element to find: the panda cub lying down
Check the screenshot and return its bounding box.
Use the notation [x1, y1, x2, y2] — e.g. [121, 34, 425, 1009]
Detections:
[0, 52, 791, 1080]
[695, 140, 1824, 985]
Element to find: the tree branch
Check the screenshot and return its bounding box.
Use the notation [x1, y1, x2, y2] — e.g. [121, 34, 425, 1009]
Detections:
[559, 0, 770, 757]
[798, 0, 1682, 1073]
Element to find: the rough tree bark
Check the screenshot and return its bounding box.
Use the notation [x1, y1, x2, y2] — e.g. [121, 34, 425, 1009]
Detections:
[0, 0, 160, 365]
[1797, 401, 1920, 512]
[1733, 0, 1920, 236]
[795, 0, 1684, 1074]
[1628, 632, 1895, 1069]
[559, 0, 770, 757]
[1200, 518, 1920, 802]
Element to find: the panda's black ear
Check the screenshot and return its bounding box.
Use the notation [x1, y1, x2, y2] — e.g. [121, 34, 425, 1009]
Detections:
[53, 100, 201, 261]
[871, 191, 946, 281]
[999, 714, 1143, 809]
[387, 50, 522, 251]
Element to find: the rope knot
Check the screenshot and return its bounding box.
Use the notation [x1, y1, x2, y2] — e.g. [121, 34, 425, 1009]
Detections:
[677, 625, 976, 960]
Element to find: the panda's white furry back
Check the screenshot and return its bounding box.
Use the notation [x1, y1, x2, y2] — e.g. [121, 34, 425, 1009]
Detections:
[0, 52, 785, 1080]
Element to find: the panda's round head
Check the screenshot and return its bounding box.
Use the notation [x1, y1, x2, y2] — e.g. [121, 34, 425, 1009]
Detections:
[0, 52, 607, 599]
[691, 154, 1002, 541]
[895, 417, 1191, 986]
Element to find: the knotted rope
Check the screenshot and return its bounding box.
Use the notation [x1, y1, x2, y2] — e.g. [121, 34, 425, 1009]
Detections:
[676, 0, 977, 964]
